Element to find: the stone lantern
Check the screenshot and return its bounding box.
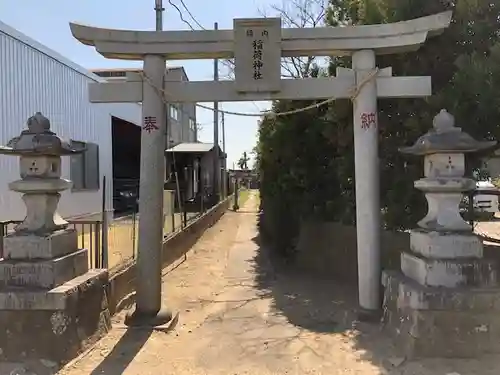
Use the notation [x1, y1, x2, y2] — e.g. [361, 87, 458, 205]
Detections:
[0, 113, 110, 366]
[382, 109, 500, 358]
[0, 112, 85, 237]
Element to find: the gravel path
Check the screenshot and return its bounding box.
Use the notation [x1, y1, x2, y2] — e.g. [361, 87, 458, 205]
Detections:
[59, 192, 500, 375]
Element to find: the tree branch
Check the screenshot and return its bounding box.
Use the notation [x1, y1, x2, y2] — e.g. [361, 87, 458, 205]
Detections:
[260, 0, 326, 78]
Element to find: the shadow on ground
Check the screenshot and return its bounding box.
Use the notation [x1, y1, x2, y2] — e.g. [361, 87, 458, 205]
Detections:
[248, 220, 398, 372]
[249, 212, 500, 374]
[88, 329, 152, 375]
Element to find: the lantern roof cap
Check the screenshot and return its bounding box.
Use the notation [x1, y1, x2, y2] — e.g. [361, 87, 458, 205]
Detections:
[0, 112, 86, 156]
[400, 109, 496, 155]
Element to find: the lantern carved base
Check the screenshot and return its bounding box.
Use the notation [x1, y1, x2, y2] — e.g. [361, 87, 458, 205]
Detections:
[382, 270, 500, 358]
[0, 269, 111, 365]
[3, 228, 78, 260]
[0, 229, 111, 365]
[382, 228, 500, 358]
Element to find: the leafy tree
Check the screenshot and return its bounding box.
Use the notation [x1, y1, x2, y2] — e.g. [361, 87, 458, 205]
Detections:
[257, 0, 500, 255]
[327, 0, 500, 228]
[237, 152, 250, 170]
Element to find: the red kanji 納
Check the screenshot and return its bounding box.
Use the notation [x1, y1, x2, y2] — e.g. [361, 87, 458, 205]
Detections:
[360, 112, 377, 130]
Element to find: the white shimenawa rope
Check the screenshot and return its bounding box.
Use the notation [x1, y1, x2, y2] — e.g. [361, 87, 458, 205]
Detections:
[139, 67, 379, 118]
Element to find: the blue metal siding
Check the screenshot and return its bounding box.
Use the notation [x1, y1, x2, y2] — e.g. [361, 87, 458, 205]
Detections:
[0, 28, 114, 220]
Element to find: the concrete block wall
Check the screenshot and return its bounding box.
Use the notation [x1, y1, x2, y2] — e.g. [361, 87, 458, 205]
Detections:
[106, 196, 232, 315]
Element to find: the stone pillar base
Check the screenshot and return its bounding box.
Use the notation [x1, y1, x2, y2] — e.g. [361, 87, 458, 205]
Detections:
[382, 270, 500, 358]
[3, 229, 78, 260]
[0, 269, 111, 365]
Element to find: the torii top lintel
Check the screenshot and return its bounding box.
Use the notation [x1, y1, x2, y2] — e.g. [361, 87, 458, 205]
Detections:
[69, 11, 452, 61]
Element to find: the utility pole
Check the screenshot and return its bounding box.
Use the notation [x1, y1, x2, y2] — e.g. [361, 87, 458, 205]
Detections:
[155, 0, 170, 181]
[213, 22, 220, 202]
[154, 0, 164, 31]
[221, 111, 226, 197]
[221, 112, 226, 154]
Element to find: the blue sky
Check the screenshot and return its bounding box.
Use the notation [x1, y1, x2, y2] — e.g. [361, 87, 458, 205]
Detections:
[0, 0, 278, 168]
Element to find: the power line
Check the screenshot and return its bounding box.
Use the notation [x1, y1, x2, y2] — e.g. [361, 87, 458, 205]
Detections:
[178, 0, 205, 29]
[166, 0, 234, 72]
[167, 0, 276, 122]
[163, 1, 372, 119]
[166, 0, 193, 28]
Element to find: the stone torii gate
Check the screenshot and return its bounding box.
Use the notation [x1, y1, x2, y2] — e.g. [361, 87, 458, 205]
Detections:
[70, 11, 452, 325]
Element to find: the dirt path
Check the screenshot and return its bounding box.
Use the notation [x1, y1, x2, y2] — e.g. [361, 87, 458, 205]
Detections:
[59, 192, 500, 375]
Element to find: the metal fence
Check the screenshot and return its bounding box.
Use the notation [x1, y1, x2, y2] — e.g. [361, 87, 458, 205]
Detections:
[0, 175, 228, 271]
[105, 188, 218, 269]
[0, 220, 105, 268]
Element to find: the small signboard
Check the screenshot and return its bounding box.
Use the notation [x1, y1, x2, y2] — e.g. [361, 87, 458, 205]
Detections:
[234, 18, 281, 93]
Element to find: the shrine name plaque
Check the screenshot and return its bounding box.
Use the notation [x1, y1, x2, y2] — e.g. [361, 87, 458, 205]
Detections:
[234, 18, 281, 93]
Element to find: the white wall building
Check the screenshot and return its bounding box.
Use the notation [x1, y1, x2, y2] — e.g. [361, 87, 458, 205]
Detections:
[0, 20, 142, 221]
[92, 67, 198, 146]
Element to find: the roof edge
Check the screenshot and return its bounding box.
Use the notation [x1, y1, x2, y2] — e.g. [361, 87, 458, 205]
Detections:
[0, 20, 104, 83]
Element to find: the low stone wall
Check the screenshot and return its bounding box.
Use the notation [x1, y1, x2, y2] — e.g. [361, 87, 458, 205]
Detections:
[106, 197, 232, 315]
[295, 221, 408, 284]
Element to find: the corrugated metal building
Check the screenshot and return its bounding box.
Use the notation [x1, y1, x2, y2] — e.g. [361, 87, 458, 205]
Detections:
[0, 20, 142, 221]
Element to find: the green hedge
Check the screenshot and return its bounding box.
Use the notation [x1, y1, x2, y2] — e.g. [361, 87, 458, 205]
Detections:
[257, 0, 500, 259]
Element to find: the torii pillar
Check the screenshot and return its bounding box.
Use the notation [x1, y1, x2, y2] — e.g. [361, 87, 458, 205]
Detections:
[352, 50, 381, 317]
[128, 55, 172, 326]
[69, 11, 452, 322]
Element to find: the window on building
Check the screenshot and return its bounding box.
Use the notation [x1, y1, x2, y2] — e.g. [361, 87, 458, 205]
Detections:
[189, 118, 196, 131]
[169, 105, 179, 121]
[70, 140, 100, 191]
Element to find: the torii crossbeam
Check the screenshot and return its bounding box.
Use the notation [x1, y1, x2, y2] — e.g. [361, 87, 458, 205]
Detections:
[70, 11, 452, 326]
[87, 67, 432, 103]
[71, 12, 451, 59]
